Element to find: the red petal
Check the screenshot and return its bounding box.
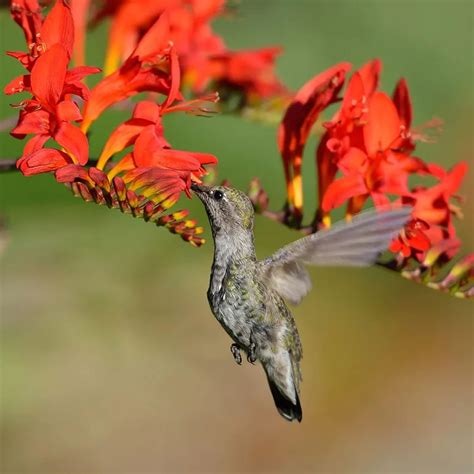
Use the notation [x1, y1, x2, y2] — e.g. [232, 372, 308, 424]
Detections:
[4, 74, 31, 95]
[370, 191, 391, 208]
[392, 78, 412, 129]
[442, 161, 468, 195]
[66, 66, 102, 82]
[357, 59, 382, 97]
[57, 100, 82, 122]
[133, 124, 168, 166]
[291, 62, 351, 106]
[132, 11, 170, 61]
[62, 66, 100, 100]
[30, 44, 68, 111]
[55, 163, 93, 184]
[389, 239, 403, 253]
[369, 159, 411, 195]
[139, 148, 202, 172]
[17, 148, 71, 176]
[316, 132, 339, 207]
[81, 59, 140, 129]
[427, 162, 447, 180]
[81, 60, 172, 130]
[23, 135, 49, 155]
[363, 92, 401, 156]
[10, 109, 51, 137]
[162, 48, 181, 109]
[401, 245, 412, 258]
[408, 231, 431, 251]
[322, 174, 368, 211]
[340, 72, 365, 120]
[125, 167, 188, 190]
[54, 122, 89, 165]
[6, 50, 34, 70]
[192, 152, 218, 166]
[338, 147, 367, 175]
[97, 118, 155, 168]
[132, 101, 161, 121]
[41, 0, 75, 58]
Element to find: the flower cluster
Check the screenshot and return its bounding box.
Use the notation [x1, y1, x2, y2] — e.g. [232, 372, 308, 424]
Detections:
[3, 1, 472, 296]
[275, 59, 472, 297]
[5, 0, 221, 246]
[82, 0, 286, 109]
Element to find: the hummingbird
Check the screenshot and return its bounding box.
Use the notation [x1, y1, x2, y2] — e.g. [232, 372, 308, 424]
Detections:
[191, 183, 411, 422]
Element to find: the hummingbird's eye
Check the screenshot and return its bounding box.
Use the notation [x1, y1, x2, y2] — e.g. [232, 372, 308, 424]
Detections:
[213, 190, 224, 201]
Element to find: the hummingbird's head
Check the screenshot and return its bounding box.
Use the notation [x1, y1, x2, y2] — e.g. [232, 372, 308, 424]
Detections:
[191, 183, 255, 236]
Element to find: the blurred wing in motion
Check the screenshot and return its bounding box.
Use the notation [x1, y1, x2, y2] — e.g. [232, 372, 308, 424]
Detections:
[259, 207, 412, 305]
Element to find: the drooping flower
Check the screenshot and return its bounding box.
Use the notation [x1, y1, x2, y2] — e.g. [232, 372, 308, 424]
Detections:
[81, 12, 179, 132]
[277, 62, 351, 225]
[193, 47, 286, 108]
[83, 0, 285, 108]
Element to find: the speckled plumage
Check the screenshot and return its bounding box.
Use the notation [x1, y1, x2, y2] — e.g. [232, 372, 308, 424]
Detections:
[192, 183, 411, 422]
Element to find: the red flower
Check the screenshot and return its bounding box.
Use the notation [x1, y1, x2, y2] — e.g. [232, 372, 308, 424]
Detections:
[93, 0, 225, 75]
[88, 0, 285, 106]
[277, 62, 351, 224]
[96, 97, 217, 189]
[196, 47, 286, 103]
[274, 57, 470, 293]
[6, 1, 99, 175]
[7, 0, 218, 207]
[81, 12, 179, 132]
[7, 0, 74, 72]
[314, 60, 382, 221]
[321, 91, 426, 215]
[389, 218, 431, 258]
[10, 0, 43, 47]
[387, 161, 468, 260]
[409, 161, 467, 230]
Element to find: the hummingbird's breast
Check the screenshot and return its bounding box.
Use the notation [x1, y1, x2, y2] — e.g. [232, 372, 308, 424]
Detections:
[207, 257, 262, 349]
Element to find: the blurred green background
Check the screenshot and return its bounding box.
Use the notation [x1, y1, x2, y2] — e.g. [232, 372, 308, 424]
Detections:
[1, 1, 473, 472]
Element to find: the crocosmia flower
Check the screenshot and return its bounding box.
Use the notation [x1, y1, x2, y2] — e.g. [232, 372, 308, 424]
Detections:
[5, 0, 219, 246]
[274, 57, 471, 296]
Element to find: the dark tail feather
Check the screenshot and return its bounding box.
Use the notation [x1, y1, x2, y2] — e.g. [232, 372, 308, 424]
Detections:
[267, 377, 302, 422]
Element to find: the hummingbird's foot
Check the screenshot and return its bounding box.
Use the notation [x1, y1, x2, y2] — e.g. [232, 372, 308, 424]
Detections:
[230, 343, 242, 365]
[247, 342, 257, 364]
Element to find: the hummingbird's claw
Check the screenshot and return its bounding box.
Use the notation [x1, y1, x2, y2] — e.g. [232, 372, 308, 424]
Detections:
[247, 342, 257, 364]
[230, 343, 242, 365]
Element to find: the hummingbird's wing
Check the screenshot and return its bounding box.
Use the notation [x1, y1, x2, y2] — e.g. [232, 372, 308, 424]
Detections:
[259, 207, 412, 305]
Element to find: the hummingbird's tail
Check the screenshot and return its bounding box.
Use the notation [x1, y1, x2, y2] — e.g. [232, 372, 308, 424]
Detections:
[263, 351, 302, 422]
[266, 376, 302, 422]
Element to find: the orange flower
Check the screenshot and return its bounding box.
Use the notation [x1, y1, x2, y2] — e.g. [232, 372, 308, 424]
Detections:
[277, 62, 351, 224]
[81, 12, 178, 132]
[6, 1, 98, 174]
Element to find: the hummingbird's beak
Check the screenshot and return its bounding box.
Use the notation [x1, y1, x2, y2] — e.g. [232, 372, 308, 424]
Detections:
[191, 183, 209, 194]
